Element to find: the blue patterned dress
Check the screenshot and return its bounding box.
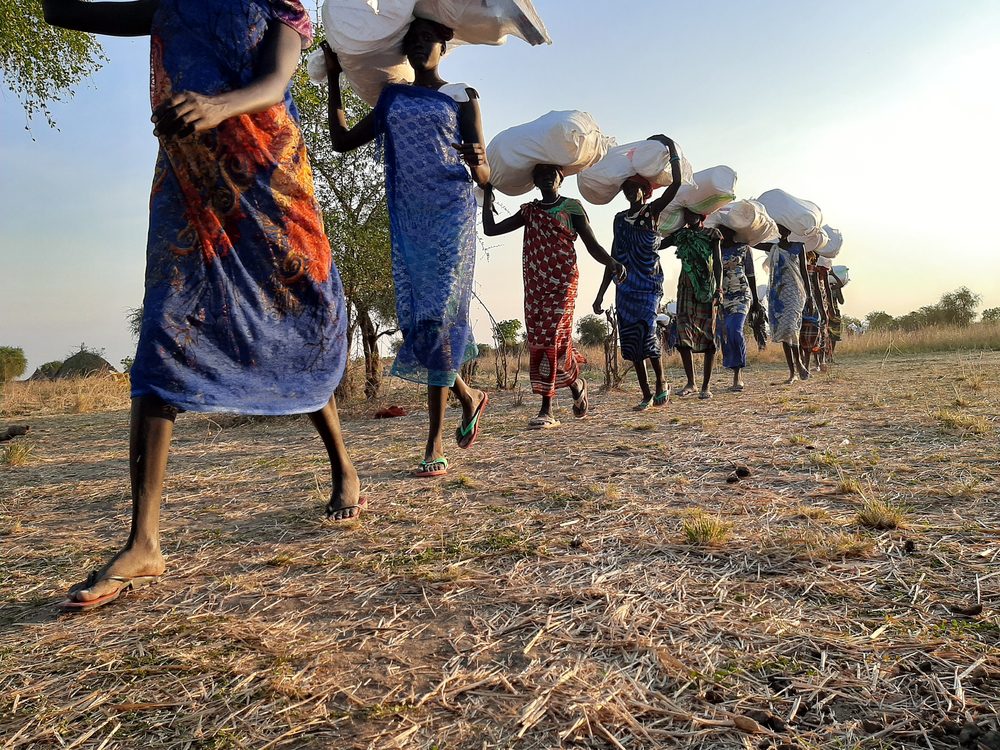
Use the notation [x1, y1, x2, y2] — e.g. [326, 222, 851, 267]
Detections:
[767, 242, 806, 345]
[130, 0, 348, 414]
[612, 209, 663, 361]
[719, 244, 753, 369]
[375, 84, 478, 386]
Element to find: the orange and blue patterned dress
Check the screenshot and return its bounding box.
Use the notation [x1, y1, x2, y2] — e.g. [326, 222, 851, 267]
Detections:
[130, 0, 347, 414]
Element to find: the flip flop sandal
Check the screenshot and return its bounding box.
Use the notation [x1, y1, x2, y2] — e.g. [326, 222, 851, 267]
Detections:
[699, 390, 713, 400]
[728, 385, 745, 392]
[60, 573, 159, 612]
[456, 392, 489, 449]
[528, 415, 560, 430]
[652, 389, 670, 406]
[632, 398, 652, 412]
[676, 387, 695, 397]
[571, 379, 589, 419]
[413, 457, 448, 477]
[327, 496, 368, 521]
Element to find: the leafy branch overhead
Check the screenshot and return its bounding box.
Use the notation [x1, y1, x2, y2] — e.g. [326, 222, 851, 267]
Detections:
[0, 0, 107, 127]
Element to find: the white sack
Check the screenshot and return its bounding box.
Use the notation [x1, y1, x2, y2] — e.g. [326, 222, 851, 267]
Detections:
[815, 255, 833, 269]
[487, 110, 614, 196]
[705, 199, 779, 246]
[756, 188, 825, 250]
[832, 265, 850, 286]
[805, 227, 830, 255]
[817, 224, 843, 258]
[675, 165, 737, 214]
[577, 139, 694, 205]
[307, 0, 550, 105]
[415, 0, 551, 46]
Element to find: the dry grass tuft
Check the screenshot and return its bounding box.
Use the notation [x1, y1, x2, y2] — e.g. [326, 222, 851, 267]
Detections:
[1, 375, 130, 417]
[682, 512, 732, 546]
[1, 441, 33, 467]
[836, 472, 864, 495]
[934, 408, 991, 435]
[856, 493, 907, 530]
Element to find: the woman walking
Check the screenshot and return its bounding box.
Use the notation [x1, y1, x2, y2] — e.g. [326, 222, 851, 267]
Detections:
[763, 225, 814, 383]
[45, 0, 360, 610]
[667, 209, 723, 399]
[323, 19, 488, 477]
[483, 165, 625, 428]
[593, 136, 684, 410]
[717, 227, 762, 391]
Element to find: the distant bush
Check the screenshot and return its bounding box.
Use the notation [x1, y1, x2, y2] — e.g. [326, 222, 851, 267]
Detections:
[0, 347, 27, 382]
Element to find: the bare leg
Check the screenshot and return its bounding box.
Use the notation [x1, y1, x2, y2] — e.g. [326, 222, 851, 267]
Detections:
[783, 343, 798, 384]
[678, 346, 696, 393]
[69, 396, 173, 602]
[536, 394, 554, 419]
[649, 357, 665, 396]
[308, 395, 361, 520]
[733, 367, 743, 389]
[801, 343, 812, 373]
[425, 385, 449, 462]
[633, 359, 652, 402]
[426, 376, 484, 461]
[700, 347, 716, 396]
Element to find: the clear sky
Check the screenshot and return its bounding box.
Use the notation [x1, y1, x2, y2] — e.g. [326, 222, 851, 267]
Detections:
[2, 0, 999, 373]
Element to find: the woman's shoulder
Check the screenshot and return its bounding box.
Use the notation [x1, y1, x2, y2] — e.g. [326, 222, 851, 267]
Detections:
[439, 83, 479, 103]
[560, 197, 586, 214]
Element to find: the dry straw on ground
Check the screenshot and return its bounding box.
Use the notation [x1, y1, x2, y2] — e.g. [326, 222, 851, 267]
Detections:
[1, 350, 999, 749]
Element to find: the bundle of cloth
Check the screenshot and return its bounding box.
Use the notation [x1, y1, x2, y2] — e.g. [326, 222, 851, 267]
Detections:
[705, 198, 779, 246]
[486, 110, 614, 195]
[306, 0, 551, 104]
[756, 188, 827, 254]
[576, 138, 694, 205]
[658, 165, 738, 234]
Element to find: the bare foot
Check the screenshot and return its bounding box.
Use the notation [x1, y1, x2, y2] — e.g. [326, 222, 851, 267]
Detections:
[784, 374, 799, 385]
[68, 543, 165, 603]
[798, 366, 811, 380]
[326, 465, 362, 520]
[461, 388, 486, 426]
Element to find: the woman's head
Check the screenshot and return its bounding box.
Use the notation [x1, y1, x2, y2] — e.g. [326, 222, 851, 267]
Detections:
[776, 223, 791, 240]
[719, 226, 736, 246]
[532, 163, 564, 193]
[402, 18, 454, 71]
[621, 176, 653, 204]
[682, 207, 705, 228]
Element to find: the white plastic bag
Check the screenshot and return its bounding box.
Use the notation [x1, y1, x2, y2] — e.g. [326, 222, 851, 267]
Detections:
[487, 110, 614, 196]
[705, 199, 779, 246]
[816, 224, 843, 258]
[306, 0, 551, 105]
[756, 188, 824, 250]
[577, 139, 694, 205]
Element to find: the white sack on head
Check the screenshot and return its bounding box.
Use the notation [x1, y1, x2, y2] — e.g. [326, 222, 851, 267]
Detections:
[756, 188, 824, 249]
[675, 166, 737, 215]
[415, 0, 551, 46]
[832, 265, 850, 286]
[577, 139, 694, 205]
[815, 255, 833, 269]
[487, 110, 614, 196]
[307, 0, 550, 105]
[705, 199, 779, 246]
[817, 224, 843, 258]
[805, 227, 830, 255]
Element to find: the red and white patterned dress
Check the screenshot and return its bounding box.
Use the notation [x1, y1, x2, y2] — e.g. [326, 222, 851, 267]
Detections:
[520, 199, 587, 397]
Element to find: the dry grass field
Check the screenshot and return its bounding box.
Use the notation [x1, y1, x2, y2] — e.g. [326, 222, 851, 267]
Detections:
[1, 346, 999, 749]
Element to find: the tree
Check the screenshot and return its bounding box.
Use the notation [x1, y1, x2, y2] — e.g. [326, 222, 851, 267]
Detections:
[982, 307, 1000, 324]
[865, 311, 896, 331]
[292, 63, 396, 400]
[0, 0, 107, 127]
[936, 287, 980, 327]
[0, 346, 27, 381]
[576, 314, 609, 346]
[493, 319, 522, 350]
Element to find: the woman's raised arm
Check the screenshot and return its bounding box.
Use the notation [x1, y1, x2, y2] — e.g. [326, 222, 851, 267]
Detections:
[43, 0, 157, 36]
